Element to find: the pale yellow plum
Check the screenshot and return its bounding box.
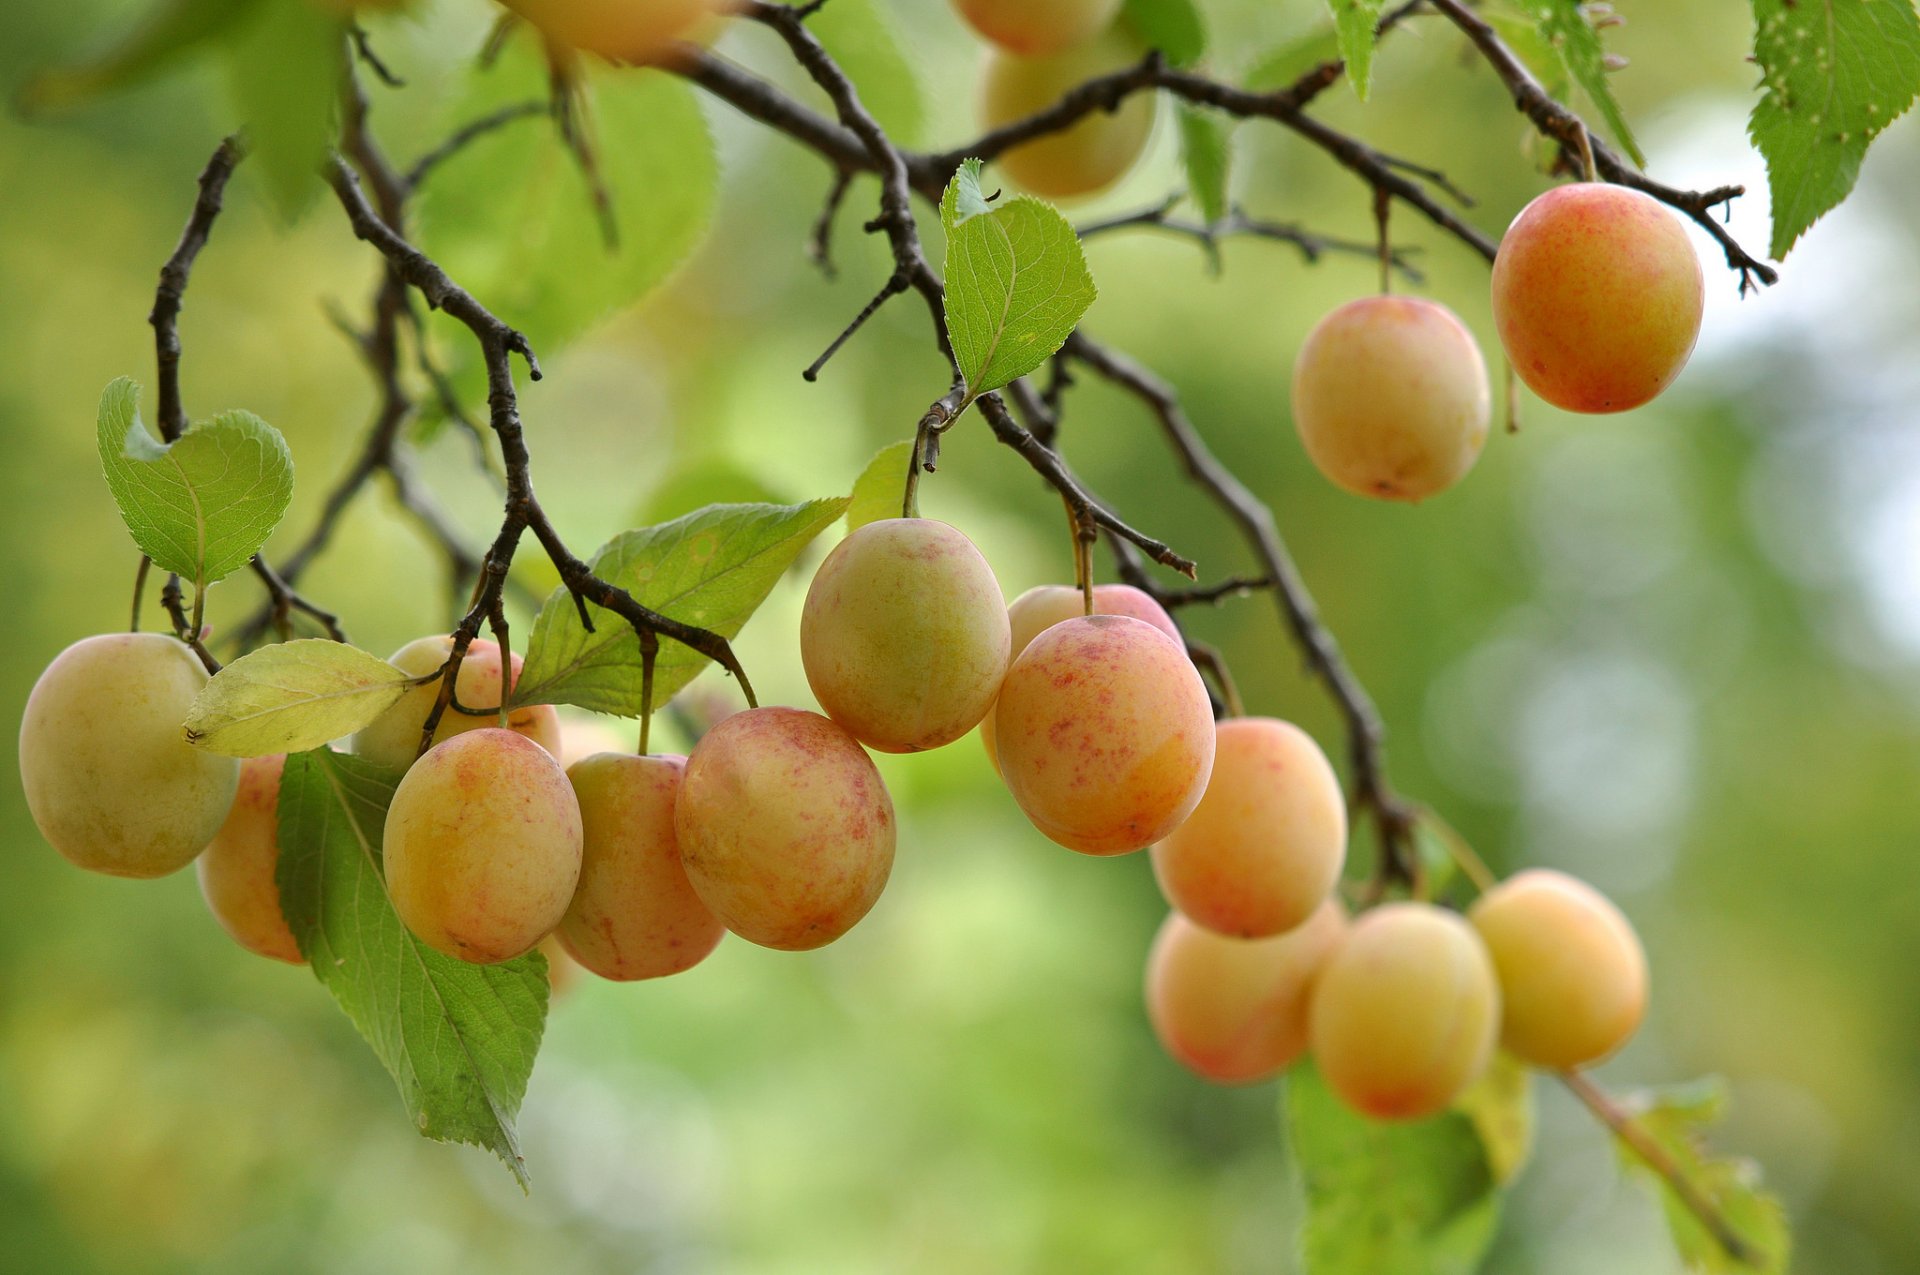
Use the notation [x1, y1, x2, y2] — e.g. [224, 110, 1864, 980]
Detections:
[954, 0, 1122, 56]
[1292, 295, 1491, 502]
[497, 0, 727, 66]
[993, 615, 1214, 855]
[801, 518, 1011, 754]
[980, 27, 1154, 199]
[352, 635, 561, 773]
[981, 582, 1179, 771]
[1145, 900, 1347, 1084]
[383, 728, 583, 964]
[1309, 903, 1500, 1121]
[19, 633, 239, 879]
[674, 707, 895, 951]
[197, 754, 302, 964]
[559, 752, 723, 980]
[1151, 717, 1346, 938]
[539, 934, 583, 1000]
[557, 714, 631, 768]
[1491, 183, 1704, 413]
[1469, 869, 1648, 1069]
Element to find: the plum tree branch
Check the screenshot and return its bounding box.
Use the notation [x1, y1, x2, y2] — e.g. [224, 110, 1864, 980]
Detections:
[1078, 196, 1427, 283]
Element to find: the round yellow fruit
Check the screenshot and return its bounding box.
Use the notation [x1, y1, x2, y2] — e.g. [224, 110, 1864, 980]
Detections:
[352, 635, 561, 773]
[980, 26, 1154, 199]
[197, 754, 302, 963]
[953, 0, 1122, 57]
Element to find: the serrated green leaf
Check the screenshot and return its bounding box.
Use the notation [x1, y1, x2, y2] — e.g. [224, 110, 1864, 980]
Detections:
[942, 163, 1096, 402]
[1123, 0, 1207, 66]
[514, 499, 850, 715]
[811, 0, 926, 146]
[1748, 0, 1920, 259]
[1176, 104, 1232, 227]
[1522, 0, 1643, 167]
[1454, 1053, 1535, 1185]
[1481, 4, 1571, 100]
[221, 0, 345, 222]
[1245, 26, 1340, 92]
[19, 0, 260, 113]
[185, 640, 417, 757]
[96, 378, 294, 591]
[416, 32, 718, 377]
[277, 749, 547, 1189]
[847, 441, 915, 532]
[1618, 1079, 1792, 1273]
[1286, 1062, 1503, 1275]
[1329, 0, 1386, 99]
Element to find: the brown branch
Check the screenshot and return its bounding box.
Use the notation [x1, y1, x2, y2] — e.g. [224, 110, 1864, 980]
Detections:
[1425, 0, 1777, 292]
[150, 135, 243, 444]
[1079, 196, 1427, 283]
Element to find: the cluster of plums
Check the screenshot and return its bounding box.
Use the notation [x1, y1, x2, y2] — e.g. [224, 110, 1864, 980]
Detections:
[1293, 181, 1708, 503]
[21, 509, 1652, 1123]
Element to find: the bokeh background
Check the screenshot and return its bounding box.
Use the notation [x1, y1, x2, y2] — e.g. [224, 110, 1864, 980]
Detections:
[3, 0, 1917, 1271]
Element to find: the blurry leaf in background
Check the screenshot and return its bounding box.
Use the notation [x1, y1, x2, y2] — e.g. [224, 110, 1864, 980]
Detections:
[1177, 103, 1232, 228]
[514, 498, 849, 715]
[1244, 25, 1338, 92]
[1481, 3, 1571, 99]
[1519, 0, 1644, 167]
[277, 749, 548, 1190]
[941, 159, 1096, 401]
[415, 32, 718, 385]
[1453, 1054, 1535, 1185]
[1286, 1062, 1502, 1275]
[185, 640, 416, 756]
[220, 0, 345, 221]
[1619, 1079, 1792, 1274]
[638, 455, 789, 524]
[1747, 0, 1920, 258]
[846, 440, 914, 532]
[95, 377, 293, 590]
[1123, 0, 1207, 67]
[810, 0, 926, 146]
[16, 0, 259, 112]
[1329, 0, 1385, 100]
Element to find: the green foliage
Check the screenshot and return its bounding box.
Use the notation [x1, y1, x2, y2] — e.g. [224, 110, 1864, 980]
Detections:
[1520, 0, 1644, 167]
[1176, 104, 1232, 228]
[847, 440, 916, 532]
[1244, 26, 1339, 92]
[941, 160, 1096, 404]
[638, 457, 788, 525]
[1620, 1080, 1792, 1273]
[416, 34, 718, 379]
[1748, 0, 1920, 258]
[276, 750, 548, 1189]
[1285, 1063, 1503, 1275]
[1452, 1054, 1535, 1186]
[514, 499, 850, 715]
[185, 640, 416, 757]
[220, 0, 344, 221]
[1123, 0, 1208, 66]
[1329, 0, 1386, 100]
[811, 0, 926, 146]
[17, 0, 258, 112]
[95, 377, 292, 592]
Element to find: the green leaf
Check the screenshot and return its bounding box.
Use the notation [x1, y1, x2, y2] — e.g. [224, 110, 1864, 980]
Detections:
[942, 161, 1097, 402]
[185, 640, 417, 757]
[1286, 1062, 1503, 1275]
[96, 378, 294, 591]
[221, 0, 346, 221]
[847, 441, 915, 532]
[1521, 0, 1644, 167]
[1176, 104, 1232, 227]
[1748, 0, 1920, 259]
[277, 749, 547, 1189]
[639, 457, 788, 525]
[19, 0, 260, 113]
[1245, 26, 1340, 92]
[514, 499, 850, 716]
[1480, 3, 1571, 101]
[1123, 0, 1207, 66]
[810, 0, 926, 146]
[1453, 1053, 1535, 1185]
[1618, 1079, 1792, 1273]
[1329, 0, 1386, 99]
[416, 33, 718, 375]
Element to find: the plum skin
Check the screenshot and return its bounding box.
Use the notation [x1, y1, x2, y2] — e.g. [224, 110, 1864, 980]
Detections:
[953, 0, 1122, 57]
[198, 753, 303, 963]
[979, 26, 1155, 199]
[352, 635, 562, 773]
[20, 632, 240, 879]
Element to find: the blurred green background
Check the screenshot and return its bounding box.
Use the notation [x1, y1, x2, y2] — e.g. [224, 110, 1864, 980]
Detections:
[3, 0, 1917, 1271]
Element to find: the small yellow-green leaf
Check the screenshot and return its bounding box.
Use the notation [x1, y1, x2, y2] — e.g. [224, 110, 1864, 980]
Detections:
[185, 640, 416, 756]
[1619, 1078, 1792, 1273]
[1454, 1053, 1535, 1185]
[847, 441, 915, 532]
